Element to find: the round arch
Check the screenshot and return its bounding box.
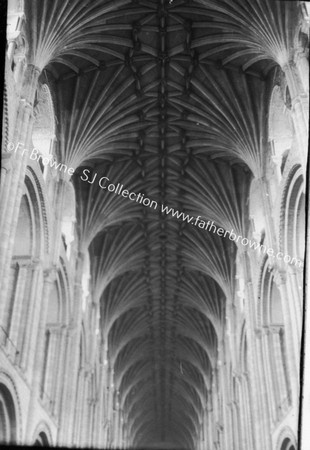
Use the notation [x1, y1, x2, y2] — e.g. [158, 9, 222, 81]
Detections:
[279, 164, 305, 267]
[0, 372, 22, 445]
[276, 427, 297, 450]
[34, 432, 49, 446]
[40, 261, 70, 412]
[0, 384, 17, 444]
[257, 259, 291, 419]
[280, 438, 296, 450]
[4, 167, 51, 365]
[32, 421, 53, 447]
[261, 263, 284, 327]
[11, 165, 49, 261]
[24, 165, 51, 257]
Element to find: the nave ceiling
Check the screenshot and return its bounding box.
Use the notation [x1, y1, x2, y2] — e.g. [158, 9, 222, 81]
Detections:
[20, 0, 300, 446]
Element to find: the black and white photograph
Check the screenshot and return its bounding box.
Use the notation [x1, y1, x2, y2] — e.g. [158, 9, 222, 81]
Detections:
[0, 0, 309, 449]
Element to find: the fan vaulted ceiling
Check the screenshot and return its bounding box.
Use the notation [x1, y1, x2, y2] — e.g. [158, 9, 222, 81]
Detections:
[24, 0, 298, 447]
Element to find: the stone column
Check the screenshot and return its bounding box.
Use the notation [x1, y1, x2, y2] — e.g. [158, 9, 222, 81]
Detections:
[96, 355, 109, 447]
[80, 369, 91, 448]
[287, 265, 303, 340]
[75, 369, 86, 446]
[57, 252, 85, 446]
[70, 368, 83, 446]
[217, 341, 230, 450]
[242, 251, 271, 450]
[25, 266, 57, 443]
[261, 327, 277, 421]
[122, 412, 129, 448]
[234, 376, 246, 450]
[43, 326, 59, 409]
[113, 395, 120, 448]
[20, 259, 43, 373]
[274, 270, 299, 405]
[203, 400, 211, 450]
[5, 261, 29, 352]
[53, 326, 67, 417]
[211, 370, 219, 448]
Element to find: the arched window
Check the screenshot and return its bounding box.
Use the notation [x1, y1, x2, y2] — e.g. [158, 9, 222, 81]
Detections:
[0, 383, 17, 444]
[231, 377, 241, 450]
[82, 251, 91, 312]
[5, 177, 43, 369]
[40, 280, 60, 405]
[283, 167, 305, 266]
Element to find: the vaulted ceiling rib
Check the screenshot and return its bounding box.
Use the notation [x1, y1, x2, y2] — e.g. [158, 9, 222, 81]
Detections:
[25, 0, 299, 446]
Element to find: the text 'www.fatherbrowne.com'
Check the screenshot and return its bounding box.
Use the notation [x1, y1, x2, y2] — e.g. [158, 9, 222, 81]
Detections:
[160, 204, 303, 268]
[6, 145, 302, 269]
